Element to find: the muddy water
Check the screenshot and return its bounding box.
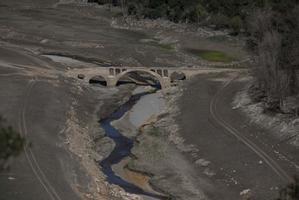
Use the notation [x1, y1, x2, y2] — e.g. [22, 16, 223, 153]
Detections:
[112, 158, 160, 196]
[99, 88, 166, 199]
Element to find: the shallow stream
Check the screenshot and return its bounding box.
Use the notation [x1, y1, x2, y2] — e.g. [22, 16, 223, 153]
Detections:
[99, 88, 166, 199]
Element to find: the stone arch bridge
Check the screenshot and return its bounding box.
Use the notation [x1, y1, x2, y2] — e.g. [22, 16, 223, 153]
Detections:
[78, 66, 217, 90]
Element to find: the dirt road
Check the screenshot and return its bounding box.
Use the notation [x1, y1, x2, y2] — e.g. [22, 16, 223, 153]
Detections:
[176, 72, 299, 200]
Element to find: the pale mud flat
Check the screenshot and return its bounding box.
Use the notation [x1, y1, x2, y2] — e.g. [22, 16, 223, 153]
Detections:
[130, 88, 166, 128]
[111, 86, 167, 199]
[112, 86, 166, 138]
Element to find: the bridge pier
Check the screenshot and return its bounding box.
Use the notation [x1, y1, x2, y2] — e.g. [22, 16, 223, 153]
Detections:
[106, 76, 117, 87]
[160, 77, 171, 89]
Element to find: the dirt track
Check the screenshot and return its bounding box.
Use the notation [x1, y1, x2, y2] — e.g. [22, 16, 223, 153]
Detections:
[175, 73, 299, 199]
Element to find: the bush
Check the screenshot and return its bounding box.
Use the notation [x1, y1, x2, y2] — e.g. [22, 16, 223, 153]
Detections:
[148, 126, 160, 137]
[0, 116, 25, 170]
[230, 16, 243, 34]
[144, 4, 168, 19]
[209, 14, 230, 29]
[127, 3, 138, 15]
[185, 4, 207, 23]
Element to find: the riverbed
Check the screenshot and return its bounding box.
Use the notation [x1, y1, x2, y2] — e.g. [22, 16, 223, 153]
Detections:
[100, 86, 166, 199]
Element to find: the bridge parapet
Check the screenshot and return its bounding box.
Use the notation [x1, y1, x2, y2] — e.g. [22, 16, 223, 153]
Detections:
[108, 67, 170, 78]
[79, 65, 213, 90]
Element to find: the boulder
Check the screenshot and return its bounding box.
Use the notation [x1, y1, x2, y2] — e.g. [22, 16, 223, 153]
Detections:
[77, 74, 85, 79]
[170, 72, 186, 82]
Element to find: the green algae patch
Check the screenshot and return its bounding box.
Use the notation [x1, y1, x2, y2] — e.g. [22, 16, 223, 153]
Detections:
[187, 49, 235, 63]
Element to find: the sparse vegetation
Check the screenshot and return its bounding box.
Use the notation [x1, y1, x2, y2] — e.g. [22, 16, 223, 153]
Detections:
[148, 126, 160, 137]
[157, 43, 175, 51]
[145, 39, 175, 51]
[186, 49, 235, 63]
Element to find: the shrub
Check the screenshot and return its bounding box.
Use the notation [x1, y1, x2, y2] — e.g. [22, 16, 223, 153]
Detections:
[0, 116, 25, 170]
[230, 16, 243, 34]
[209, 14, 230, 29]
[185, 4, 208, 23]
[127, 3, 138, 15]
[148, 126, 160, 137]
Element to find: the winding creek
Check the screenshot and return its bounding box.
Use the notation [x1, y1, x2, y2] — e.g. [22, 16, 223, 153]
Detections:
[99, 87, 167, 199]
[42, 54, 167, 199]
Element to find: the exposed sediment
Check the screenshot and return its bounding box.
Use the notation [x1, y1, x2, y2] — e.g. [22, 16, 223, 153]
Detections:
[112, 84, 210, 200]
[64, 81, 144, 199]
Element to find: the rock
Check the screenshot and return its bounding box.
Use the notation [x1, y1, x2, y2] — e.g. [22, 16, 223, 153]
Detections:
[8, 177, 15, 180]
[258, 160, 263, 164]
[164, 87, 178, 95]
[40, 39, 49, 44]
[170, 71, 186, 82]
[91, 152, 103, 162]
[77, 74, 85, 79]
[240, 189, 252, 200]
[203, 168, 216, 177]
[95, 137, 115, 160]
[195, 158, 211, 167]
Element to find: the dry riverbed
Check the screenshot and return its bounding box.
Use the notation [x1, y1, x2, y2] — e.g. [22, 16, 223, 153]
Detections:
[63, 81, 143, 199]
[111, 84, 212, 200]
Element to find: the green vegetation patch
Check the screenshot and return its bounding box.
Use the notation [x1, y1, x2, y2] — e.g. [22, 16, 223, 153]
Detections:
[186, 48, 235, 63]
[147, 41, 175, 51]
[0, 116, 25, 170]
[141, 39, 175, 51]
[157, 43, 175, 51]
[148, 126, 160, 137]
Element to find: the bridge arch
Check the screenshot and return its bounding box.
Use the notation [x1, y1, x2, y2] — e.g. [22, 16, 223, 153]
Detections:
[89, 75, 108, 86]
[113, 69, 165, 89]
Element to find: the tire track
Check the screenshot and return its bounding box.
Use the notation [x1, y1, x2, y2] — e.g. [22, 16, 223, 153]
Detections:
[18, 79, 62, 200]
[209, 76, 293, 183]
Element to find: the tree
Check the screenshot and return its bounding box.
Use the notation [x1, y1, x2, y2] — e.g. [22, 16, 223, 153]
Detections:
[277, 6, 299, 96]
[0, 116, 25, 171]
[230, 16, 243, 34]
[247, 5, 299, 111]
